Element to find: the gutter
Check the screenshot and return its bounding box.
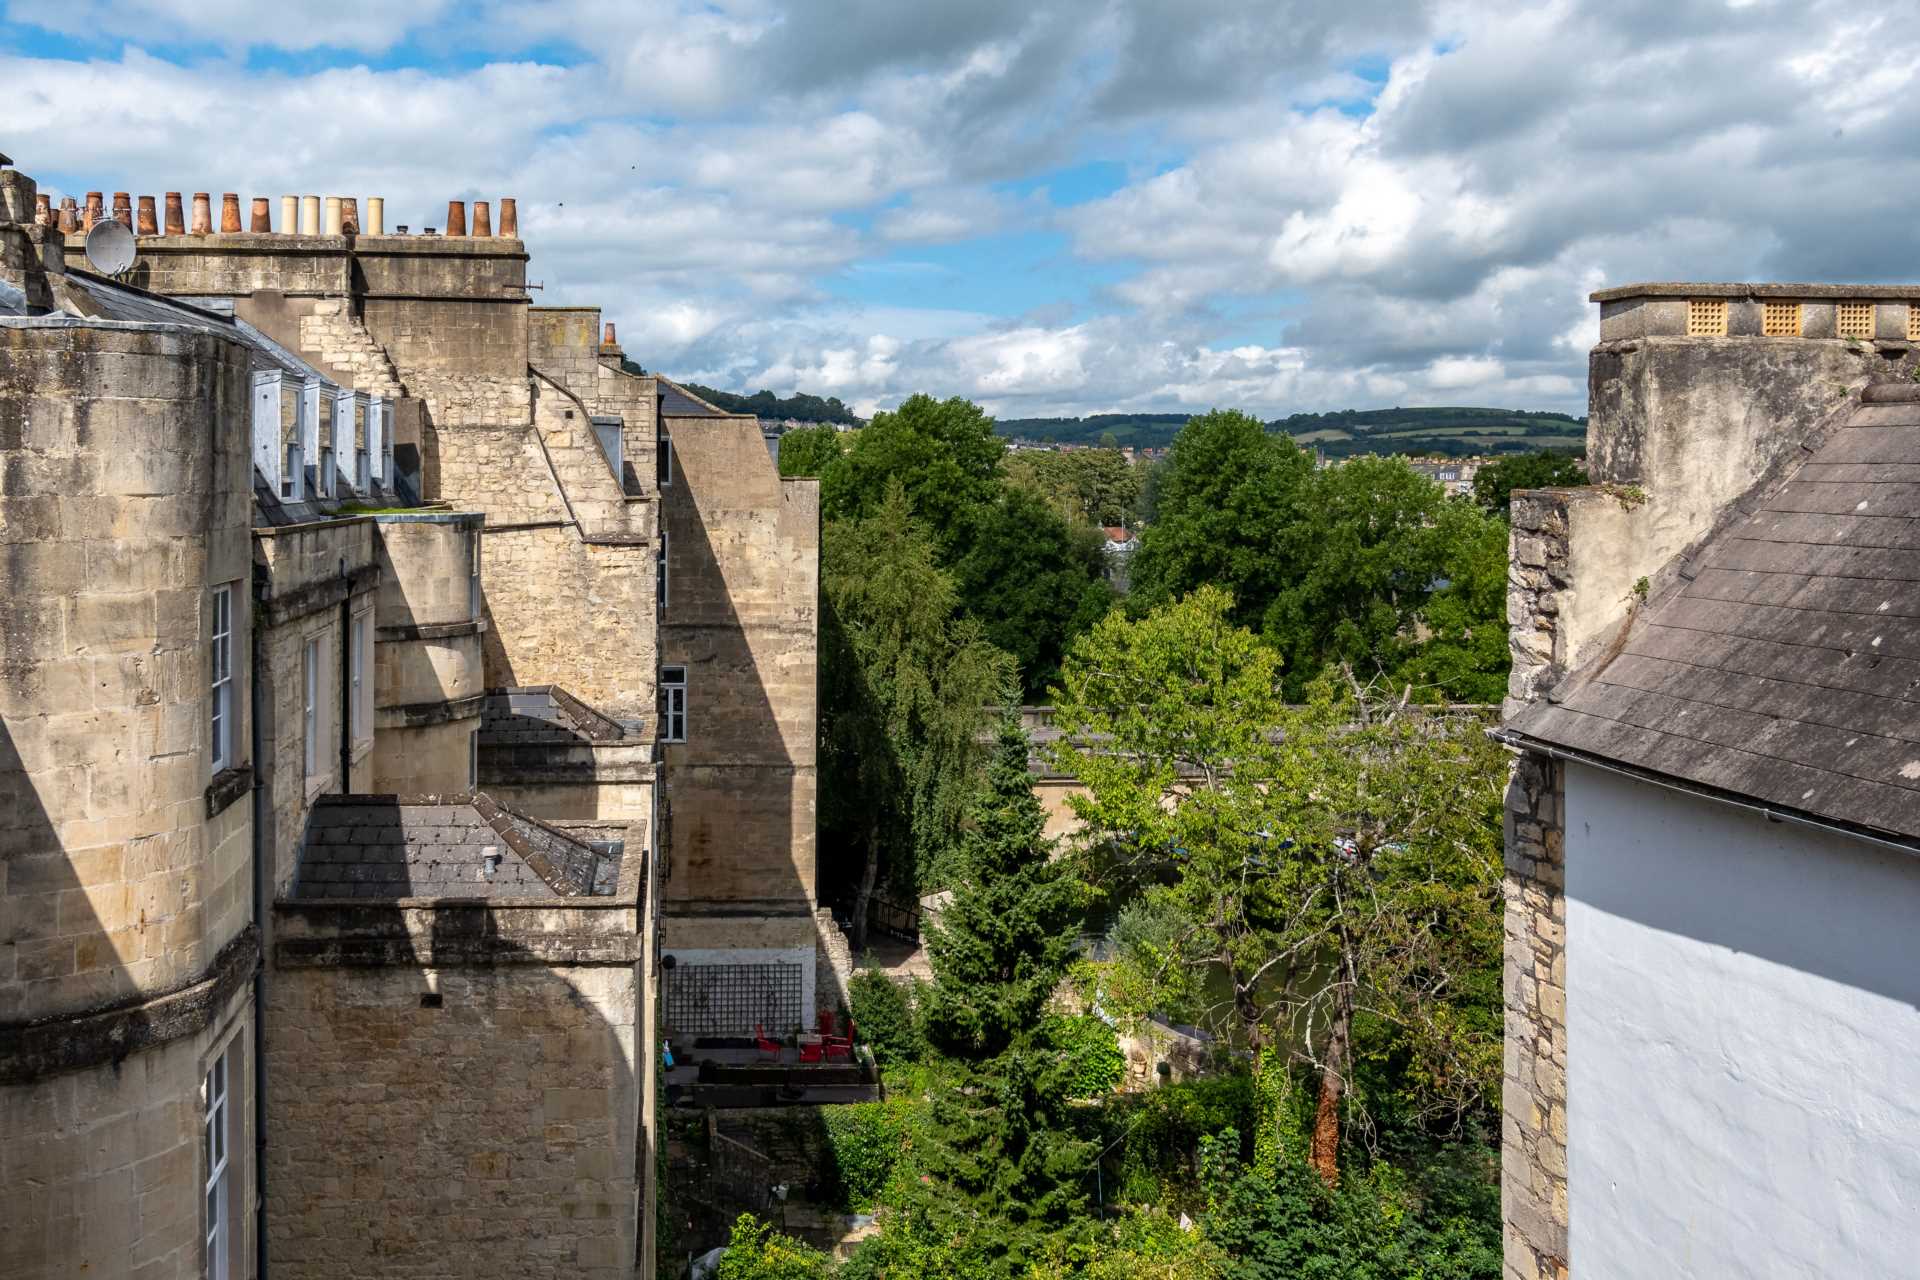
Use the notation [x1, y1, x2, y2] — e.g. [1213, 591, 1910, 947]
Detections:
[1492, 728, 1920, 859]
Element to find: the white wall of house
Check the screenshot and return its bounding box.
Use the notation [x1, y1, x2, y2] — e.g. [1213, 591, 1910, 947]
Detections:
[1565, 762, 1920, 1278]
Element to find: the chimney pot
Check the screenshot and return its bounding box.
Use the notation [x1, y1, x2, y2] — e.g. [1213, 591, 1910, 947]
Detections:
[498, 197, 518, 238]
[220, 193, 242, 233]
[190, 192, 212, 236]
[396, 224, 409, 235]
[323, 195, 344, 236]
[424, 227, 437, 235]
[111, 192, 132, 228]
[165, 192, 185, 236]
[280, 196, 297, 236]
[366, 197, 386, 236]
[250, 197, 271, 232]
[83, 192, 103, 231]
[299, 195, 320, 236]
[471, 199, 492, 237]
[603, 322, 617, 347]
[445, 200, 467, 237]
[341, 196, 360, 235]
[34, 192, 51, 226]
[58, 196, 78, 234]
[136, 196, 158, 236]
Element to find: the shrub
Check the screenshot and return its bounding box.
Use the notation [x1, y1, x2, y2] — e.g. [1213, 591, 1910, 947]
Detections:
[849, 970, 922, 1065]
[1044, 1013, 1126, 1098]
[713, 1214, 834, 1280]
[820, 1099, 919, 1211]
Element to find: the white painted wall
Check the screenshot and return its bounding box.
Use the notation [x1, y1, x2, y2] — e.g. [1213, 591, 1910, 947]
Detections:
[1565, 763, 1920, 1278]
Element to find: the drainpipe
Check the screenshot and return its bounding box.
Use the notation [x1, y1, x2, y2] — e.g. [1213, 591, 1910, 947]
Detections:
[339, 561, 354, 792]
[249, 581, 270, 1279]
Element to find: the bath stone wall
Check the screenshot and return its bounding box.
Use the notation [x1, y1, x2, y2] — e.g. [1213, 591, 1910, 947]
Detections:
[372, 514, 486, 795]
[660, 417, 819, 910]
[265, 959, 639, 1280]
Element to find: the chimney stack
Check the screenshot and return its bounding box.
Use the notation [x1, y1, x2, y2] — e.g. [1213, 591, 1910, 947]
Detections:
[136, 195, 158, 235]
[471, 200, 492, 237]
[323, 196, 343, 236]
[164, 192, 185, 235]
[250, 197, 271, 232]
[83, 192, 103, 230]
[342, 197, 360, 234]
[299, 195, 319, 235]
[366, 197, 385, 235]
[34, 192, 51, 226]
[220, 193, 242, 233]
[445, 199, 467, 236]
[58, 197, 78, 234]
[498, 197, 518, 238]
[280, 196, 297, 236]
[111, 192, 132, 227]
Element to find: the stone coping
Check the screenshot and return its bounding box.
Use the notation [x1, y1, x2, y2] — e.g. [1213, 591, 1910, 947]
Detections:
[1592, 281, 1920, 302]
[65, 233, 527, 257]
[368, 510, 486, 527]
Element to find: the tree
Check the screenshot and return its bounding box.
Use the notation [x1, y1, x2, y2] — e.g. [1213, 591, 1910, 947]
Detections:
[821, 482, 1013, 948]
[1392, 505, 1511, 704]
[822, 394, 1005, 552]
[777, 424, 847, 478]
[1052, 589, 1504, 1184]
[921, 711, 1087, 1059]
[951, 488, 1115, 700]
[1004, 448, 1141, 528]
[715, 1214, 834, 1280]
[1470, 450, 1587, 518]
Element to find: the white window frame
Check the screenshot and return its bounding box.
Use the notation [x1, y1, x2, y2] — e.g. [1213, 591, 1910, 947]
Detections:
[303, 636, 319, 781]
[250, 370, 279, 494]
[203, 1039, 239, 1280]
[300, 378, 323, 500]
[210, 584, 234, 773]
[657, 529, 669, 613]
[350, 609, 373, 745]
[659, 429, 673, 487]
[661, 665, 687, 743]
[353, 393, 371, 492]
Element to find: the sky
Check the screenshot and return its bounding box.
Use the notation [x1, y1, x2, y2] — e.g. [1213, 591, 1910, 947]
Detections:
[4, 0, 1916, 419]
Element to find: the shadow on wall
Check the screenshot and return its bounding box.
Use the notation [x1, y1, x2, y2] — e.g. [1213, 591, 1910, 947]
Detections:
[266, 881, 641, 1278]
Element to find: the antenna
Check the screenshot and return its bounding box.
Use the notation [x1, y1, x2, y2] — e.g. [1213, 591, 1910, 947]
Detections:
[83, 219, 136, 276]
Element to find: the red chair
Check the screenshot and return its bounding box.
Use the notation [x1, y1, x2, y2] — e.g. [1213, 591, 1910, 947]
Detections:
[754, 1024, 783, 1062]
[823, 1018, 856, 1062]
[817, 1010, 837, 1038]
[798, 1039, 825, 1064]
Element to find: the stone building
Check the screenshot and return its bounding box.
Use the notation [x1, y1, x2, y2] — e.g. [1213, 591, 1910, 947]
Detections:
[1497, 284, 1920, 1279]
[1, 162, 829, 1279]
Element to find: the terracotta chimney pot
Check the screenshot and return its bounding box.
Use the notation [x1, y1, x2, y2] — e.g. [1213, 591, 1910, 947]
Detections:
[111, 192, 132, 227]
[471, 200, 491, 237]
[58, 196, 78, 234]
[250, 197, 271, 232]
[136, 196, 158, 235]
[34, 192, 51, 226]
[341, 197, 360, 234]
[190, 192, 212, 236]
[165, 192, 186, 235]
[498, 197, 518, 238]
[83, 192, 103, 231]
[603, 322, 617, 347]
[220, 193, 242, 233]
[445, 199, 467, 236]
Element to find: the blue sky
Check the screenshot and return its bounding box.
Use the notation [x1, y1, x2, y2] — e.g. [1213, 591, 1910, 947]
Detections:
[5, 0, 1915, 417]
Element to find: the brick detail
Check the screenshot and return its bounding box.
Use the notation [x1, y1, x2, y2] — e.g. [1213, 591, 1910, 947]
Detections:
[1502, 752, 1568, 1280]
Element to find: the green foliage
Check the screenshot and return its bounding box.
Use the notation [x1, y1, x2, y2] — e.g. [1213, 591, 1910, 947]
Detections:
[714, 1214, 835, 1280]
[1042, 1013, 1126, 1098]
[822, 394, 1005, 554]
[820, 482, 1014, 916]
[848, 970, 922, 1066]
[1388, 504, 1512, 704]
[820, 1100, 920, 1211]
[1004, 448, 1143, 527]
[922, 711, 1086, 1058]
[952, 487, 1115, 699]
[1112, 1075, 1257, 1204]
[1469, 449, 1588, 517]
[997, 406, 1584, 454]
[778, 424, 849, 478]
[685, 384, 859, 425]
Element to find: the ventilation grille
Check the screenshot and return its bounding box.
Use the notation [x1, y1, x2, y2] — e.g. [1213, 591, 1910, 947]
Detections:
[1762, 302, 1801, 337]
[1909, 306, 1920, 343]
[1687, 299, 1728, 337]
[1837, 302, 1874, 340]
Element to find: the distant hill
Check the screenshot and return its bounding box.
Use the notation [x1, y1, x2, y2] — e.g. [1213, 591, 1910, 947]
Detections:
[998, 406, 1587, 457]
[680, 384, 860, 426]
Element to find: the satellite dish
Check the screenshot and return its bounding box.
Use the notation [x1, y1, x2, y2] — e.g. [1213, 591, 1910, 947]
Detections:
[84, 219, 136, 275]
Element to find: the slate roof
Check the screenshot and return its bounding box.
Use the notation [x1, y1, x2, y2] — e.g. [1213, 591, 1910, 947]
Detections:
[291, 793, 623, 900]
[1503, 387, 1920, 845]
[659, 376, 724, 417]
[480, 686, 640, 745]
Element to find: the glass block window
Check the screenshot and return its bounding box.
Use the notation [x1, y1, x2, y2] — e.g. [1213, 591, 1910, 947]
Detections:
[1762, 302, 1801, 337]
[1686, 300, 1727, 336]
[1837, 302, 1874, 340]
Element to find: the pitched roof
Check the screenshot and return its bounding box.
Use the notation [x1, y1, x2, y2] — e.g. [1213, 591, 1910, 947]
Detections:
[1502, 388, 1920, 846]
[289, 793, 622, 900]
